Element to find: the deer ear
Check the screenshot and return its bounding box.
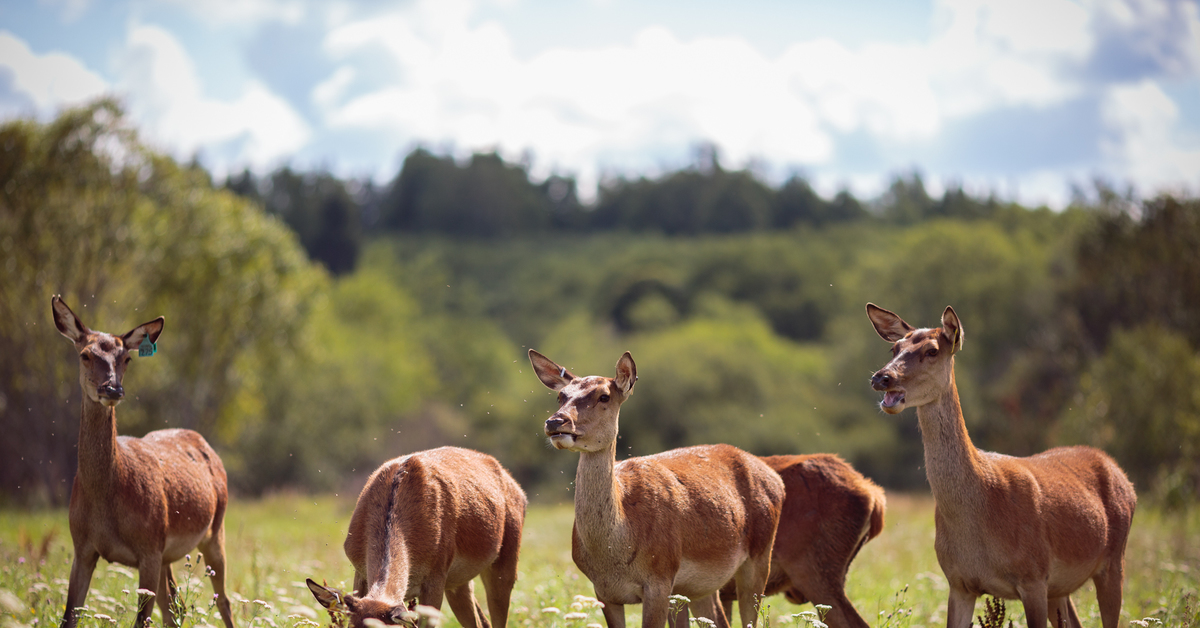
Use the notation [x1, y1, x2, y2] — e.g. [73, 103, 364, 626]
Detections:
[614, 351, 637, 396]
[122, 317, 165, 352]
[529, 349, 574, 391]
[866, 303, 914, 342]
[52, 296, 90, 343]
[306, 579, 348, 612]
[941, 306, 964, 353]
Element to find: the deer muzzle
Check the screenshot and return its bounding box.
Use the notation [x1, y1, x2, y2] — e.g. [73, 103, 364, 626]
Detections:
[98, 383, 124, 403]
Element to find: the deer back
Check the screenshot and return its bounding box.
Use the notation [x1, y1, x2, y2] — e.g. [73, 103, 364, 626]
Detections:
[592, 444, 784, 587]
[344, 447, 527, 602]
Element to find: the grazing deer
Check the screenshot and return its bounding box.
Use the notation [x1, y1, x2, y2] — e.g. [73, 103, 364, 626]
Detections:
[528, 350, 785, 628]
[51, 296, 235, 628]
[307, 446, 526, 628]
[719, 454, 886, 628]
[866, 304, 1136, 628]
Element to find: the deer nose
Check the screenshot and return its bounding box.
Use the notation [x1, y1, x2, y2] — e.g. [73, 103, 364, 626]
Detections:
[98, 383, 124, 400]
[870, 371, 893, 391]
[545, 416, 568, 432]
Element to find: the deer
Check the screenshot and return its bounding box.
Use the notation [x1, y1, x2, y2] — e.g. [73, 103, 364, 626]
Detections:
[51, 296, 235, 628]
[306, 446, 526, 628]
[528, 349, 785, 628]
[865, 303, 1136, 628]
[718, 454, 886, 628]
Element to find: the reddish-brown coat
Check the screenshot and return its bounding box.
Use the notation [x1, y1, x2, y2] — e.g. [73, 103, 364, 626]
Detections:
[866, 303, 1136, 628]
[719, 454, 885, 628]
[52, 296, 235, 628]
[307, 447, 526, 628]
[529, 350, 785, 628]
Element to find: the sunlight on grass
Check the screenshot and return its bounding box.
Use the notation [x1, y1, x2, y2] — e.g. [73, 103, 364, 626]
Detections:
[1, 494, 1196, 628]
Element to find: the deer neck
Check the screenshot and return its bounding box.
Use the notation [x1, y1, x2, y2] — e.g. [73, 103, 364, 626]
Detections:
[572, 438, 630, 553]
[915, 368, 987, 511]
[77, 395, 122, 491]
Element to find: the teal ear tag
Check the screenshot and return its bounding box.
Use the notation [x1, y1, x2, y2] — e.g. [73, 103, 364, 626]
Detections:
[138, 336, 157, 357]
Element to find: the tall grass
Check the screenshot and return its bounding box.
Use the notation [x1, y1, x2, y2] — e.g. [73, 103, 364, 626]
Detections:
[1, 494, 1195, 628]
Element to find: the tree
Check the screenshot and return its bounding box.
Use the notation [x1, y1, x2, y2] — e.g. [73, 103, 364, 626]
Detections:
[0, 100, 324, 504]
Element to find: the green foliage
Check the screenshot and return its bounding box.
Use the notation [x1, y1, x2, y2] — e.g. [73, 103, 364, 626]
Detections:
[1057, 325, 1200, 503]
[225, 167, 363, 275]
[377, 149, 565, 237]
[0, 100, 325, 504]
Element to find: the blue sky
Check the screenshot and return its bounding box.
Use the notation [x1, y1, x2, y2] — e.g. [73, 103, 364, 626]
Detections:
[2, 0, 1198, 207]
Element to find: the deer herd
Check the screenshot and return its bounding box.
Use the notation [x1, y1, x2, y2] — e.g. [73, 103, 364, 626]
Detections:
[50, 296, 1136, 628]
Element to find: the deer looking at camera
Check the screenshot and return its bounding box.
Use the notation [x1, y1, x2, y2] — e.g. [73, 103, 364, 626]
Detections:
[307, 446, 526, 628]
[51, 296, 235, 628]
[866, 303, 1136, 628]
[528, 350, 785, 628]
[719, 454, 886, 628]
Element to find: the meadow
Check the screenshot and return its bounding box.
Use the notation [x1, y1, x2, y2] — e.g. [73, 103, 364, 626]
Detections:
[0, 493, 1196, 628]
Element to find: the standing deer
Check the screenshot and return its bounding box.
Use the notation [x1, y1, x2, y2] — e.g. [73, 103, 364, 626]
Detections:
[528, 350, 785, 628]
[719, 454, 886, 628]
[866, 303, 1136, 628]
[51, 296, 235, 628]
[307, 446, 526, 628]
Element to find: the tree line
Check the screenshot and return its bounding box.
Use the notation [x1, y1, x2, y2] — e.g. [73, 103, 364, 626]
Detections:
[2, 100, 1197, 508]
[222, 143, 1013, 276]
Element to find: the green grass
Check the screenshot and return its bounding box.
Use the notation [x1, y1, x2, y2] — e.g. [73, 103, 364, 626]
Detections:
[1, 494, 1196, 628]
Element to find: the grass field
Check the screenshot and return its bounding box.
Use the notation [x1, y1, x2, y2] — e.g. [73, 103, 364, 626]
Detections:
[1, 494, 1196, 628]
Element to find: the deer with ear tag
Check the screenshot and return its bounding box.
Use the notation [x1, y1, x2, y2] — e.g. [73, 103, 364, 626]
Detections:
[528, 349, 784, 628]
[51, 296, 235, 628]
[866, 303, 1135, 628]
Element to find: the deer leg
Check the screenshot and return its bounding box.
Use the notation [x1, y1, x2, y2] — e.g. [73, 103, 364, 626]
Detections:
[480, 524, 520, 628]
[799, 583, 868, 628]
[480, 565, 515, 628]
[1047, 596, 1080, 628]
[1017, 584, 1048, 628]
[687, 593, 728, 628]
[945, 588, 976, 628]
[445, 582, 487, 628]
[60, 547, 100, 628]
[640, 580, 672, 628]
[136, 558, 164, 628]
[1093, 561, 1124, 628]
[418, 579, 448, 616]
[199, 529, 235, 628]
[156, 563, 178, 628]
[668, 599, 688, 628]
[600, 600, 626, 628]
[718, 591, 734, 628]
[733, 554, 771, 628]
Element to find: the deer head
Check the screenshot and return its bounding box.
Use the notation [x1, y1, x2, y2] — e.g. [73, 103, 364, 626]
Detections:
[866, 303, 963, 414]
[528, 350, 637, 453]
[306, 580, 414, 628]
[52, 296, 164, 408]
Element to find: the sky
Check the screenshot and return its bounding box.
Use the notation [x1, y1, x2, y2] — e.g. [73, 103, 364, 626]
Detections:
[1, 0, 1198, 207]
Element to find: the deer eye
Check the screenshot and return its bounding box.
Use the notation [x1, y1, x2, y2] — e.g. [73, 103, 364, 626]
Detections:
[557, 392, 566, 404]
[599, 394, 610, 403]
[81, 354, 91, 361]
[124, 356, 132, 364]
[926, 348, 938, 357]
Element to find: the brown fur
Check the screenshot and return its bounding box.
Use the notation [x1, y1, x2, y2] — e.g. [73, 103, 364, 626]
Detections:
[718, 454, 885, 628]
[866, 303, 1136, 628]
[307, 447, 526, 628]
[51, 296, 234, 628]
[529, 350, 785, 628]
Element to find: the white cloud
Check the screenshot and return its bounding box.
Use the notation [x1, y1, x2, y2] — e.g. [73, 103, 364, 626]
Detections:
[114, 24, 311, 172]
[0, 31, 108, 117]
[1101, 79, 1200, 193]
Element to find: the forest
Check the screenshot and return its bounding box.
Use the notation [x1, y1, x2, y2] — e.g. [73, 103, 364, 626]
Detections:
[2, 99, 1198, 507]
